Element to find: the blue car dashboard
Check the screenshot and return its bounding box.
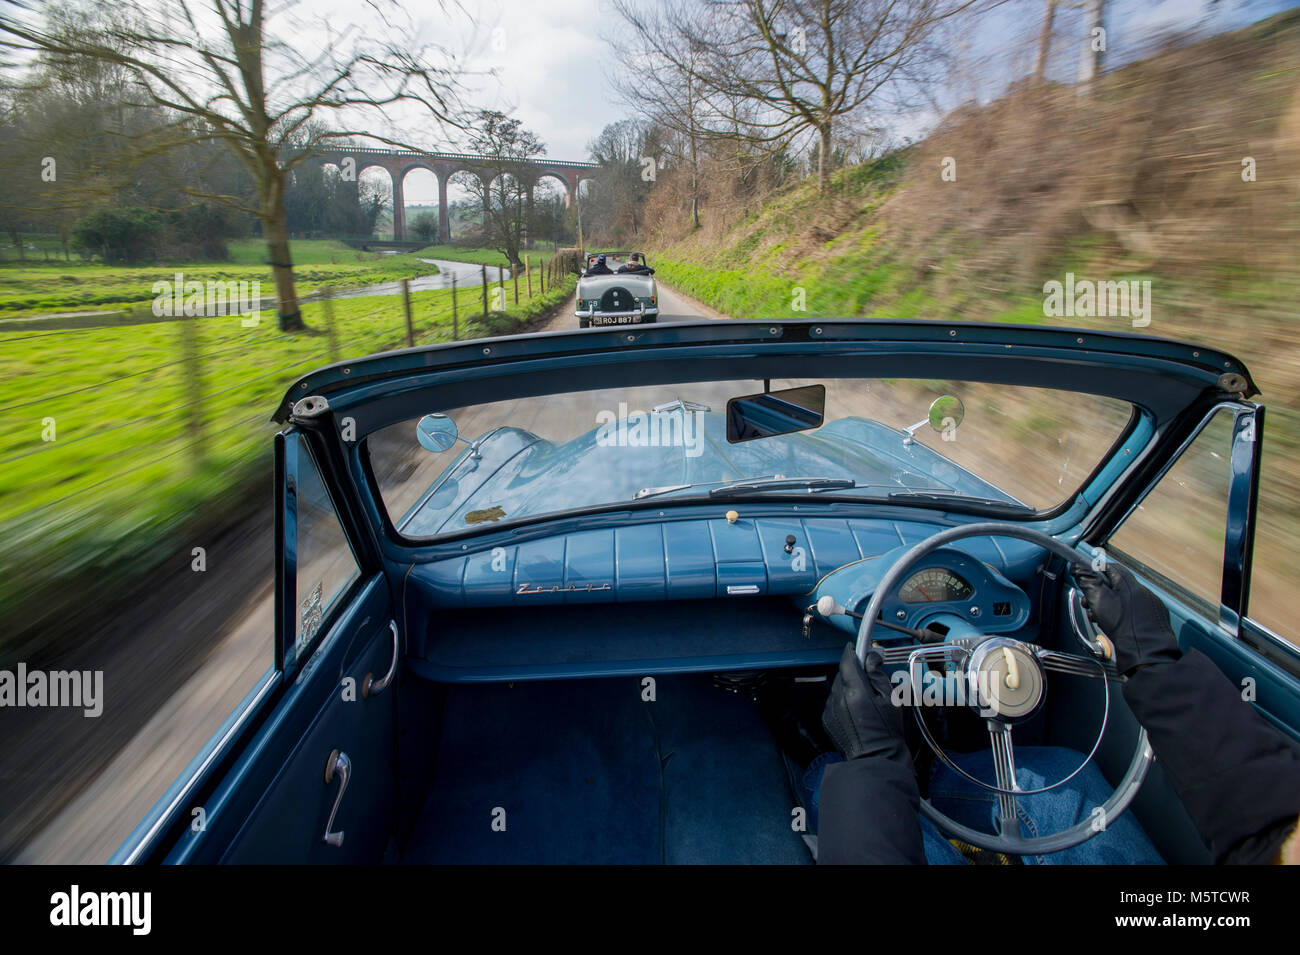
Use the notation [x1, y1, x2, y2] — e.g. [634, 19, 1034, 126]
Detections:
[409, 514, 1044, 609]
[404, 512, 1045, 682]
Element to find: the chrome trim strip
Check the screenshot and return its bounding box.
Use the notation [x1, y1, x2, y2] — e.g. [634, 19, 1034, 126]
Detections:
[118, 669, 279, 864]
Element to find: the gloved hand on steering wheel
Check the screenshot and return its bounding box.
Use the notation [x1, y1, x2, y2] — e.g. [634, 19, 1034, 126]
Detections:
[822, 643, 909, 763]
[1071, 562, 1180, 677]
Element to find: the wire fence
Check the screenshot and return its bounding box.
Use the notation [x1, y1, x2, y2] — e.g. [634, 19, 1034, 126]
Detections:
[0, 256, 572, 528]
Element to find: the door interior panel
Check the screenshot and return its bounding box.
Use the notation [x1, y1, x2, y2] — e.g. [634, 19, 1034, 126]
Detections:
[164, 577, 398, 863]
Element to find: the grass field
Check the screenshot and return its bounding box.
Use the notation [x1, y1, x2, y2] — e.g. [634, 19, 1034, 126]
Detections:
[410, 242, 563, 267]
[0, 239, 441, 318]
[0, 262, 576, 651]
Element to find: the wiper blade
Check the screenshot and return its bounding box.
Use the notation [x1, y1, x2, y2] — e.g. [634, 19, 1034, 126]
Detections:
[886, 491, 1033, 513]
[634, 483, 698, 500]
[709, 477, 856, 498]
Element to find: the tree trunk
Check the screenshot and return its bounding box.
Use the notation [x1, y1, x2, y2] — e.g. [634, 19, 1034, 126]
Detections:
[818, 124, 833, 195]
[690, 134, 701, 229]
[261, 166, 305, 332]
[525, 185, 534, 248]
[1033, 0, 1056, 83]
[1077, 0, 1105, 96]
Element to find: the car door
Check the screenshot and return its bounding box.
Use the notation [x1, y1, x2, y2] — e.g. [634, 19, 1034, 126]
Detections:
[1044, 400, 1300, 863]
[1091, 400, 1300, 734]
[113, 428, 400, 864]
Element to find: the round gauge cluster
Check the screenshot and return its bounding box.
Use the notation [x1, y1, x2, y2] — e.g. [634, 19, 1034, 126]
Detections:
[898, 567, 974, 603]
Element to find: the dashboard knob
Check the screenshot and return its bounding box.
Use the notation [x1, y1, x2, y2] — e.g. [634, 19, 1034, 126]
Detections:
[816, 595, 846, 617]
[725, 510, 739, 524]
[784, 534, 797, 554]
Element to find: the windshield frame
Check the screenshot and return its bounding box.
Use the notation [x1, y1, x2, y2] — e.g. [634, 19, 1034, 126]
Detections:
[289, 318, 1247, 557]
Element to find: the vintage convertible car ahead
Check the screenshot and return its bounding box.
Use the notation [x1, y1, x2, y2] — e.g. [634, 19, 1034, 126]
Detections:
[575, 250, 658, 327]
[113, 320, 1299, 864]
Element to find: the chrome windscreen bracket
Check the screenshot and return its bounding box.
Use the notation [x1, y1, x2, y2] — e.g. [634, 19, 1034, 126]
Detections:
[291, 395, 330, 421]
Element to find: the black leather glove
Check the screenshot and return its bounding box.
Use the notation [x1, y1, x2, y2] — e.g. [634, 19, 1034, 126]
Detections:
[822, 643, 908, 763]
[1071, 562, 1180, 676]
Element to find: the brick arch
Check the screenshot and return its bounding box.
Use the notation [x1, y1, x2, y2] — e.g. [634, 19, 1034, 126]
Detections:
[307, 149, 598, 240]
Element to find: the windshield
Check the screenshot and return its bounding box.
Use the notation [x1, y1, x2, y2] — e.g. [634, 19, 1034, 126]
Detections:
[368, 376, 1134, 539]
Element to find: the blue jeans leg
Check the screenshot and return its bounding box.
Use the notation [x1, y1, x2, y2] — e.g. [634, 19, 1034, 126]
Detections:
[927, 745, 1163, 864]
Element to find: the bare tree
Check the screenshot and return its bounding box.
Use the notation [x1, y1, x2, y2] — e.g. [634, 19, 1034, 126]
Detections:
[606, 0, 708, 227]
[585, 118, 662, 243]
[611, 0, 982, 195]
[1, 0, 468, 330]
[452, 109, 544, 270]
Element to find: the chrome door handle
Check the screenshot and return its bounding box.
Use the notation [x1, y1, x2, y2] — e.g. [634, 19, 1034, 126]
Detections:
[363, 621, 399, 699]
[322, 749, 352, 847]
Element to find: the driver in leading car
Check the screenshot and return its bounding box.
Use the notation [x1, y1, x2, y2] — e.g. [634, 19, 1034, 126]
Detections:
[816, 564, 1300, 864]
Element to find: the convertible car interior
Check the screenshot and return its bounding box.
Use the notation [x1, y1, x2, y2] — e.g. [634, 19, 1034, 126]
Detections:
[113, 320, 1300, 866]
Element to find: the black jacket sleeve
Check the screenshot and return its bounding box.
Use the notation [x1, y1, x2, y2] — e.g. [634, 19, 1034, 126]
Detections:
[1123, 649, 1300, 864]
[816, 756, 926, 864]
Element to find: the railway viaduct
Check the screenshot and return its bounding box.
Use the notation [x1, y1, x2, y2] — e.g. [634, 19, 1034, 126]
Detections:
[311, 147, 599, 242]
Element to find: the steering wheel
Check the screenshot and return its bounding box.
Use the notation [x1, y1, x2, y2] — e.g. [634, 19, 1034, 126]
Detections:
[854, 521, 1154, 855]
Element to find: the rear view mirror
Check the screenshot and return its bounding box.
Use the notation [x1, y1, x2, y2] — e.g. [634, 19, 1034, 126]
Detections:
[725, 385, 826, 443]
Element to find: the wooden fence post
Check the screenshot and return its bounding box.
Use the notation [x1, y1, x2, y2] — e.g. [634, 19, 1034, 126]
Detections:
[481, 264, 488, 319]
[401, 278, 415, 347]
[321, 285, 340, 363]
[179, 315, 206, 467]
[513, 267, 519, 305]
[451, 272, 458, 340]
[526, 255, 532, 298]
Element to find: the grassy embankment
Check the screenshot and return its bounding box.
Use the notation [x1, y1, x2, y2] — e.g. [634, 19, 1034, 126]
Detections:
[0, 242, 574, 652]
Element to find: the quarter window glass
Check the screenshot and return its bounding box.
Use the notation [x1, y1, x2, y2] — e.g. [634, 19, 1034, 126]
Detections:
[294, 444, 361, 658]
[1248, 419, 1297, 645]
[1109, 408, 1233, 612]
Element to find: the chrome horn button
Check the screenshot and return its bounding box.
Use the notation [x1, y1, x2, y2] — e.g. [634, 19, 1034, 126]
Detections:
[966, 638, 1045, 723]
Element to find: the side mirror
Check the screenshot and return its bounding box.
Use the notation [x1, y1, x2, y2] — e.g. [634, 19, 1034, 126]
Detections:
[903, 395, 965, 446]
[928, 395, 965, 432]
[725, 384, 826, 443]
[416, 413, 460, 452]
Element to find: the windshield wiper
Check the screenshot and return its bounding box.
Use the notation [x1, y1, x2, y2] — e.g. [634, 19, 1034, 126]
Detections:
[634, 483, 701, 500]
[886, 491, 1033, 513]
[709, 477, 856, 498]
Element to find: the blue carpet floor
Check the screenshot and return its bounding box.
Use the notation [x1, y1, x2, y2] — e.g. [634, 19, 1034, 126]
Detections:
[402, 675, 813, 864]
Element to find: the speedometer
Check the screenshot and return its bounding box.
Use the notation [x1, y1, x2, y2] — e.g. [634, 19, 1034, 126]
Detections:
[898, 568, 974, 603]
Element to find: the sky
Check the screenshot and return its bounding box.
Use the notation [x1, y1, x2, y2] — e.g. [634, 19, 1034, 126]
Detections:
[274, 0, 1298, 204]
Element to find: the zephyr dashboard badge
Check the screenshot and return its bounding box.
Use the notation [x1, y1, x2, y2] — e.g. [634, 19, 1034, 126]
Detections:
[516, 582, 613, 594]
